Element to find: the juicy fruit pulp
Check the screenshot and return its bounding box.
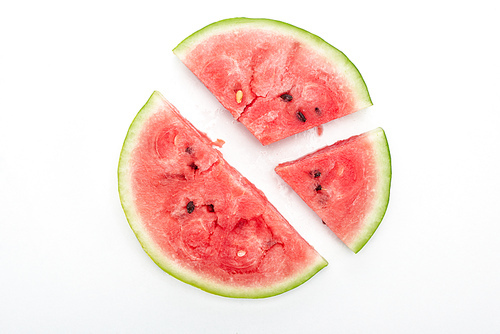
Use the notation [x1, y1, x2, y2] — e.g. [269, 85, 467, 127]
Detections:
[118, 91, 327, 298]
[174, 18, 372, 145]
[275, 128, 391, 253]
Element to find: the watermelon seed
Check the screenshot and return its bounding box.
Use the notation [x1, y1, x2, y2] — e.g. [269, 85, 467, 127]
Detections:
[312, 170, 321, 178]
[315, 107, 321, 115]
[322, 220, 326, 225]
[207, 204, 214, 212]
[189, 162, 199, 170]
[280, 93, 293, 102]
[315, 185, 322, 191]
[236, 90, 243, 103]
[237, 250, 246, 257]
[186, 201, 195, 214]
[185, 146, 193, 154]
[296, 110, 307, 122]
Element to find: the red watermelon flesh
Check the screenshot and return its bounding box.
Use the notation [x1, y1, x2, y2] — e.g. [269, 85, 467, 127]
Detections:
[118, 91, 327, 298]
[275, 128, 391, 253]
[174, 18, 372, 145]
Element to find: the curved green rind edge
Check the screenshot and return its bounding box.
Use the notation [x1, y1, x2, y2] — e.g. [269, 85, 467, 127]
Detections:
[348, 127, 392, 253]
[118, 91, 328, 298]
[173, 17, 372, 109]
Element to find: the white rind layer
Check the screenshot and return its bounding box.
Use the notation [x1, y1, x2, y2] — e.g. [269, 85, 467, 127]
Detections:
[348, 128, 392, 253]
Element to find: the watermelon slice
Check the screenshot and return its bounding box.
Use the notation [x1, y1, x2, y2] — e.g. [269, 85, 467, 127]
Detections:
[275, 128, 391, 253]
[173, 18, 372, 145]
[118, 91, 327, 298]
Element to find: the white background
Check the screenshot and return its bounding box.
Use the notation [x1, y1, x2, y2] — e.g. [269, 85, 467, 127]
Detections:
[1, 0, 499, 333]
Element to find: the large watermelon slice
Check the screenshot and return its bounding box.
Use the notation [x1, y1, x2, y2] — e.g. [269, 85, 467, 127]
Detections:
[275, 128, 391, 253]
[118, 91, 327, 298]
[173, 18, 372, 145]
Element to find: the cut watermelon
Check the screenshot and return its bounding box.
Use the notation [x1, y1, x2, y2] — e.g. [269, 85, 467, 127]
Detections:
[118, 91, 327, 298]
[275, 128, 391, 253]
[174, 18, 372, 145]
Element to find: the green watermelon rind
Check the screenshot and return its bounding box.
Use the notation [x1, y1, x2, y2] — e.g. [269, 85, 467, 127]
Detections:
[118, 91, 328, 298]
[173, 17, 372, 110]
[348, 127, 392, 253]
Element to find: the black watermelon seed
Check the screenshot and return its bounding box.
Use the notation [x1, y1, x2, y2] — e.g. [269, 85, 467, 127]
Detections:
[189, 162, 198, 170]
[315, 107, 321, 115]
[312, 170, 321, 178]
[280, 93, 293, 102]
[322, 220, 326, 225]
[185, 146, 193, 154]
[207, 204, 214, 212]
[186, 201, 195, 214]
[315, 185, 322, 191]
[296, 111, 307, 122]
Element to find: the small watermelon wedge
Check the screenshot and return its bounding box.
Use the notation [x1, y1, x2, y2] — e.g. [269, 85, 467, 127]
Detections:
[174, 18, 372, 145]
[275, 128, 391, 253]
[118, 91, 327, 298]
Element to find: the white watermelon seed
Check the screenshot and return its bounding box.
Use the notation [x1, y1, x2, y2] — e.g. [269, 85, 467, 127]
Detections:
[237, 250, 246, 257]
[236, 90, 243, 103]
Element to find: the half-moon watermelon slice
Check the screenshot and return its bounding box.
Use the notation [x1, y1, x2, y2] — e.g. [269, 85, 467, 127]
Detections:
[173, 18, 372, 145]
[275, 128, 391, 253]
[118, 91, 327, 298]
